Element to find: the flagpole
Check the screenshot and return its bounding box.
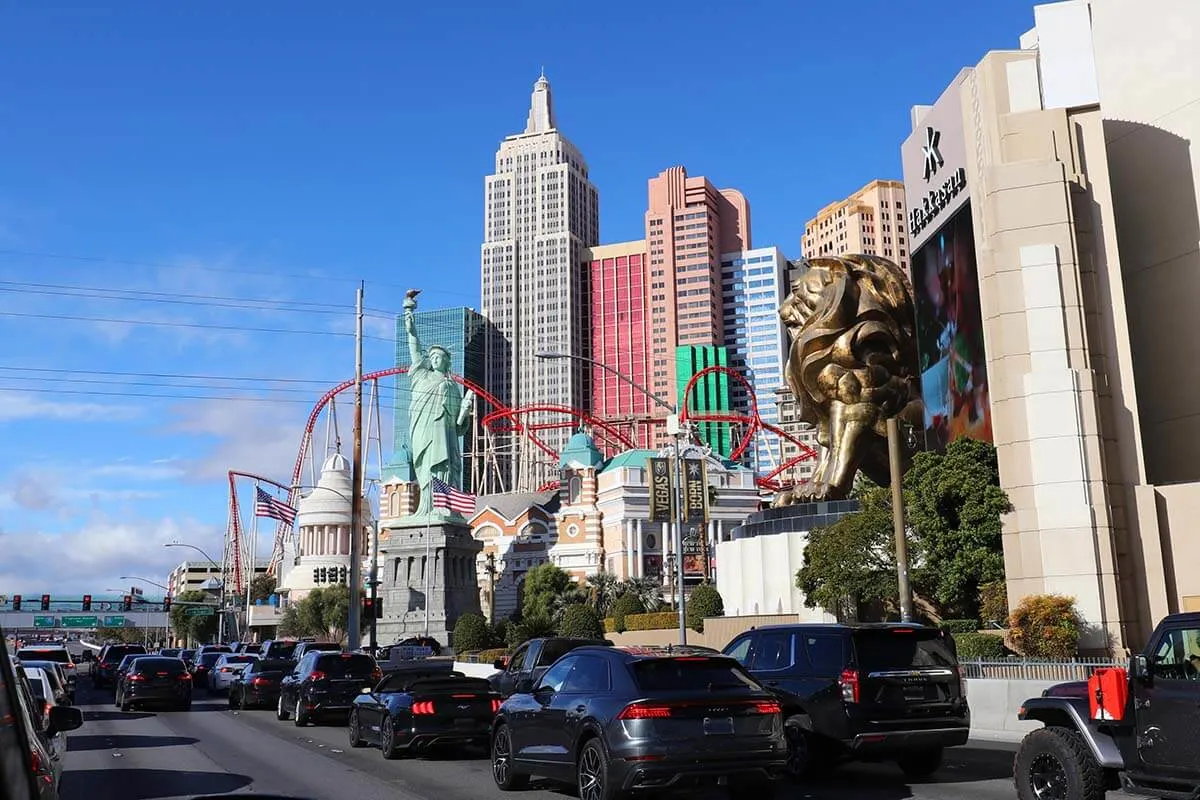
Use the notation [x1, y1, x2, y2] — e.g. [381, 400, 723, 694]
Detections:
[247, 482, 258, 636]
[348, 281, 365, 651]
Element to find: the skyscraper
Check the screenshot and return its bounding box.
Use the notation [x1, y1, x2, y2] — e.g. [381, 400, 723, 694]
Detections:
[801, 179, 910, 271]
[645, 166, 750, 447]
[720, 246, 788, 471]
[481, 73, 600, 490]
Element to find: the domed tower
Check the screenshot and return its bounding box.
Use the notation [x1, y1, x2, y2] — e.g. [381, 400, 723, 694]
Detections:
[283, 452, 373, 599]
[551, 429, 605, 580]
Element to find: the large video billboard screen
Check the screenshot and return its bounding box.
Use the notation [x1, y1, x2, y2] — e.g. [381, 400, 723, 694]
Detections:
[912, 206, 992, 449]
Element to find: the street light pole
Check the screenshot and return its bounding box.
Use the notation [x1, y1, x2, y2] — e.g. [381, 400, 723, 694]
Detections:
[164, 543, 226, 642]
[887, 417, 915, 623]
[121, 577, 171, 648]
[348, 281, 366, 651]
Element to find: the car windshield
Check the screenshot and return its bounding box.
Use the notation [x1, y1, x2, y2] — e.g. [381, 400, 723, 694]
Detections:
[631, 657, 762, 692]
[315, 653, 376, 676]
[852, 628, 958, 670]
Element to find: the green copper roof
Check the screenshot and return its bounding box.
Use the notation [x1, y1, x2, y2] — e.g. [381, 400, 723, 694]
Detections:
[382, 444, 415, 482]
[560, 430, 605, 470]
[600, 448, 658, 472]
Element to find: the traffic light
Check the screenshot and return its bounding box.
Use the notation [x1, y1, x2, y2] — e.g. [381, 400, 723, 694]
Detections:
[362, 596, 382, 620]
[11, 595, 20, 611]
[122, 595, 132, 612]
[312, 567, 320, 583]
[40, 594, 50, 611]
[82, 594, 92, 611]
[162, 596, 171, 611]
[339, 566, 349, 584]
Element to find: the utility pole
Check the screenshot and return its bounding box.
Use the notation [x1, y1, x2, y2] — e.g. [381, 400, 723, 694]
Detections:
[887, 417, 914, 623]
[348, 282, 365, 650]
[669, 415, 688, 646]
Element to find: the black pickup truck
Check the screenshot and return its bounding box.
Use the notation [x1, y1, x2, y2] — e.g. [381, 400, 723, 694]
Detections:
[487, 636, 611, 697]
[1014, 612, 1200, 800]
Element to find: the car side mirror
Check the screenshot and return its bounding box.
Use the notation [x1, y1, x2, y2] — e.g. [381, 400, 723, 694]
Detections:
[46, 705, 83, 736]
[532, 684, 554, 704]
[514, 677, 535, 695]
[1130, 654, 1151, 681]
[493, 658, 507, 670]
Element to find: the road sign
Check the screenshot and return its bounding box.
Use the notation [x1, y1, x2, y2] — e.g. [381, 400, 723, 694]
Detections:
[33, 616, 56, 628]
[103, 616, 127, 627]
[185, 606, 214, 617]
[60, 616, 98, 628]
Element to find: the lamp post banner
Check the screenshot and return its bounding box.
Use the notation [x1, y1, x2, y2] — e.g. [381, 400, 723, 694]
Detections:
[681, 458, 708, 524]
[647, 458, 674, 522]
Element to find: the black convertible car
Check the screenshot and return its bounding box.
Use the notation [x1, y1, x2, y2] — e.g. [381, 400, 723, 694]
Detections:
[348, 663, 501, 759]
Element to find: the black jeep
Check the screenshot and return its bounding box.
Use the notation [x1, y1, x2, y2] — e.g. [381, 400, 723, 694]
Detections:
[1014, 612, 1200, 800]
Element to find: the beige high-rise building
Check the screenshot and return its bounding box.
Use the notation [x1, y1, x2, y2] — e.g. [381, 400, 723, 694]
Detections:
[801, 179, 910, 271]
[900, 0, 1200, 651]
[481, 74, 600, 490]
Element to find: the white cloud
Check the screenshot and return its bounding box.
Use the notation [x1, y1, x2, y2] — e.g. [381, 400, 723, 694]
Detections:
[0, 391, 141, 422]
[88, 459, 185, 481]
[168, 398, 304, 484]
[0, 514, 224, 595]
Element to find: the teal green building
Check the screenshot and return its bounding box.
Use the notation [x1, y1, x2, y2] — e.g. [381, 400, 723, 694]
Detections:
[675, 345, 734, 459]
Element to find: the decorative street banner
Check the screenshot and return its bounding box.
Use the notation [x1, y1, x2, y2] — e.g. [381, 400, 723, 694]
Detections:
[647, 458, 674, 522]
[681, 458, 709, 524]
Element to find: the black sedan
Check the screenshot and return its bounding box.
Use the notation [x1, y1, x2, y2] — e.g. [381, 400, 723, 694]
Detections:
[349, 665, 500, 759]
[116, 657, 192, 711]
[228, 658, 293, 710]
[491, 647, 787, 800]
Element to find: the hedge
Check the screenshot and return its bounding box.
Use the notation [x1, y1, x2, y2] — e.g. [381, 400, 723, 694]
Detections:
[624, 611, 678, 631]
[953, 632, 1006, 659]
[476, 647, 509, 665]
[603, 618, 617, 633]
[939, 619, 980, 634]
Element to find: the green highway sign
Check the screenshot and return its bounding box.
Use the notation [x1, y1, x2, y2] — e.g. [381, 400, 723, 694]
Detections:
[60, 616, 98, 628]
[185, 606, 215, 617]
[103, 616, 127, 627]
[33, 616, 56, 628]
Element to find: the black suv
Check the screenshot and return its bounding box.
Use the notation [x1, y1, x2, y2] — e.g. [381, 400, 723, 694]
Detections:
[93, 643, 148, 689]
[723, 623, 969, 779]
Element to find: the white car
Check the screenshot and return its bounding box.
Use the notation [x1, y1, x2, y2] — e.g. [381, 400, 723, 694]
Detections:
[22, 666, 69, 762]
[209, 654, 259, 693]
[16, 645, 77, 691]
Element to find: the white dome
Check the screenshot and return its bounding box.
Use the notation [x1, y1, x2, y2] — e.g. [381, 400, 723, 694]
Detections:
[298, 452, 354, 521]
[322, 452, 351, 474]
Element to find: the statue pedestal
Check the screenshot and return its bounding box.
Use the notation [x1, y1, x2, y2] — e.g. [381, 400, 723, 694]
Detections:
[375, 517, 483, 648]
[728, 499, 862, 540]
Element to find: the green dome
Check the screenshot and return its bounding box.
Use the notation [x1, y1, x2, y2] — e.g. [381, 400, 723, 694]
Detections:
[560, 430, 604, 470]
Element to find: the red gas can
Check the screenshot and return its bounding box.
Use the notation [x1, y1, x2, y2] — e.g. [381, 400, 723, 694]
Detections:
[1088, 667, 1128, 721]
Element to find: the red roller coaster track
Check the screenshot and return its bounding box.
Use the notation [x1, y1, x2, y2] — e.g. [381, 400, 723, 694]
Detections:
[228, 363, 818, 578]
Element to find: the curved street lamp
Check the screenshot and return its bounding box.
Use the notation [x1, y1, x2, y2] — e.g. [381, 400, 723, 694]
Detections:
[163, 542, 226, 642]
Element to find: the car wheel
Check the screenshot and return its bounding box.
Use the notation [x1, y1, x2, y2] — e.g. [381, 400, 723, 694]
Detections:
[897, 747, 944, 780]
[348, 709, 366, 748]
[228, 691, 238, 709]
[783, 716, 812, 781]
[239, 691, 250, 711]
[491, 724, 528, 790]
[1014, 727, 1106, 800]
[293, 698, 309, 727]
[380, 716, 400, 759]
[120, 696, 132, 712]
[577, 738, 619, 800]
[276, 695, 290, 721]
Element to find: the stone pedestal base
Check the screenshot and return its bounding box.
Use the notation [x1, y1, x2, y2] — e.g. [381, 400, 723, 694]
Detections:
[375, 518, 482, 648]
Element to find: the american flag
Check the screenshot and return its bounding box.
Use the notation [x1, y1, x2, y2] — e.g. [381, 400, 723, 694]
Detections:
[431, 477, 475, 515]
[255, 487, 298, 526]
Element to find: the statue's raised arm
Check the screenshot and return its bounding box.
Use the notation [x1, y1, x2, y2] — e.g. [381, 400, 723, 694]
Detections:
[404, 289, 427, 370]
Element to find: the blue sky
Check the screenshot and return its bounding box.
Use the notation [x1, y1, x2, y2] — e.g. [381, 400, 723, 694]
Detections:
[0, 1, 1036, 596]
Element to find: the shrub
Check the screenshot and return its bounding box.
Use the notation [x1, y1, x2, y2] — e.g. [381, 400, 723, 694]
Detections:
[625, 611, 678, 632]
[1009, 594, 1081, 659]
[506, 612, 556, 649]
[603, 618, 617, 633]
[686, 584, 725, 632]
[610, 593, 646, 633]
[980, 581, 1009, 626]
[476, 647, 508, 665]
[559, 603, 606, 639]
[953, 632, 1006, 659]
[940, 619, 980, 634]
[452, 613, 490, 653]
[488, 618, 511, 648]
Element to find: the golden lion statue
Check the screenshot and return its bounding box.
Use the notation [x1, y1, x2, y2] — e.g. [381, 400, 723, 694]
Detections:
[774, 254, 923, 505]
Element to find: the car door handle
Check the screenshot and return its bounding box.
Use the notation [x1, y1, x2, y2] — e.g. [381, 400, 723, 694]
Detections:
[575, 704, 586, 713]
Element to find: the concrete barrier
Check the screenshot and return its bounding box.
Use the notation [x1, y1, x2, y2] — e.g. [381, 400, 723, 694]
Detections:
[966, 678, 1057, 742]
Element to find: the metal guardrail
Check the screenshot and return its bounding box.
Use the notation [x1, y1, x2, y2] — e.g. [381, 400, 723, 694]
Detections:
[960, 656, 1123, 681]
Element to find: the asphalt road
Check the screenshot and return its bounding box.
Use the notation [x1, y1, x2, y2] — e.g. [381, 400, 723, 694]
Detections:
[62, 677, 1037, 800]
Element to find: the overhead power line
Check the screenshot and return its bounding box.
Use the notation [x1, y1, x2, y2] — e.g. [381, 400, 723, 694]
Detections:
[0, 309, 393, 341]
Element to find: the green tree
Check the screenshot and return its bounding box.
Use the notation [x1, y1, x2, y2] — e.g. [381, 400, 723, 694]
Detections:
[1009, 594, 1081, 658]
[94, 626, 144, 645]
[559, 603, 605, 639]
[452, 613, 491, 652]
[250, 574, 277, 603]
[609, 592, 646, 633]
[506, 611, 556, 649]
[796, 480, 898, 617]
[620, 577, 664, 613]
[521, 563, 585, 621]
[277, 585, 358, 643]
[168, 590, 219, 645]
[904, 437, 1011, 618]
[686, 584, 724, 632]
[585, 573, 621, 617]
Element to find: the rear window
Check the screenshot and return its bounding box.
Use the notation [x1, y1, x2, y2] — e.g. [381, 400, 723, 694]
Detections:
[18, 649, 71, 664]
[180, 650, 196, 660]
[135, 658, 187, 674]
[266, 642, 298, 659]
[315, 653, 376, 676]
[631, 657, 762, 692]
[852, 629, 958, 671]
[222, 656, 258, 664]
[198, 653, 223, 666]
[251, 659, 294, 674]
[105, 646, 147, 661]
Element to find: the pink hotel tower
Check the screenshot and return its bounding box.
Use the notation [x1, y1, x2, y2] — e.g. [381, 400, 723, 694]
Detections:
[587, 166, 750, 448]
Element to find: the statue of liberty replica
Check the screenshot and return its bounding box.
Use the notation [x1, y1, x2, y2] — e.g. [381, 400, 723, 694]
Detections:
[402, 289, 475, 518]
[377, 289, 483, 648]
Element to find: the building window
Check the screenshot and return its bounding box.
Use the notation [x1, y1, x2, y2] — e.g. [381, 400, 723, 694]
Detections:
[569, 476, 583, 504]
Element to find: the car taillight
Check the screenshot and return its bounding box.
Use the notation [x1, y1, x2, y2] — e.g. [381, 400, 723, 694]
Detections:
[616, 702, 673, 720]
[750, 700, 782, 715]
[177, 673, 191, 681]
[308, 671, 326, 682]
[412, 700, 435, 715]
[251, 677, 270, 686]
[220, 667, 231, 673]
[371, 667, 383, 682]
[491, 698, 502, 713]
[839, 669, 860, 703]
[128, 674, 147, 683]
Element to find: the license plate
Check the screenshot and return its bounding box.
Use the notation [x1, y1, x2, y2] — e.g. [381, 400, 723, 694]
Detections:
[454, 718, 476, 729]
[703, 716, 734, 735]
[903, 686, 927, 701]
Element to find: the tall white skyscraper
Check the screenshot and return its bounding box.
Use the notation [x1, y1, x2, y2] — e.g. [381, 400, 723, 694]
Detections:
[481, 73, 600, 490]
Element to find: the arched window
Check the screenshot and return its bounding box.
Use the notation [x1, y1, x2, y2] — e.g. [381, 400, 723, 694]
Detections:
[568, 475, 583, 504]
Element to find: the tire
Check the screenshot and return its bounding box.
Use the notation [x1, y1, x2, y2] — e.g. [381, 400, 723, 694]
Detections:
[293, 698, 309, 727]
[348, 709, 366, 748]
[783, 716, 813, 781]
[228, 691, 238, 709]
[120, 697, 132, 712]
[276, 695, 291, 721]
[380, 716, 401, 760]
[897, 747, 944, 780]
[1013, 727, 1106, 800]
[491, 724, 529, 790]
[577, 738, 621, 800]
[239, 691, 250, 711]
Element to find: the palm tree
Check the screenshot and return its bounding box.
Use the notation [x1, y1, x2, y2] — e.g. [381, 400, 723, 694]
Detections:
[586, 573, 621, 616]
[621, 577, 664, 613]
